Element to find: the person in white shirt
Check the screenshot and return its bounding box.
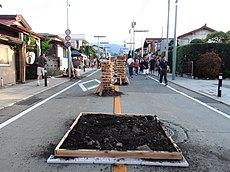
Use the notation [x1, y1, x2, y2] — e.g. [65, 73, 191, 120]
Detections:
[127, 54, 134, 78]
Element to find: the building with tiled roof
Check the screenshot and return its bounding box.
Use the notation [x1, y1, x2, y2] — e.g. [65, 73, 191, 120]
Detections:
[177, 24, 216, 45]
[0, 14, 43, 85]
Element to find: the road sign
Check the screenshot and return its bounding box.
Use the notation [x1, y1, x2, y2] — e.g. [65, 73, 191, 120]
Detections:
[65, 29, 71, 35]
[65, 41, 71, 47]
[65, 35, 71, 41]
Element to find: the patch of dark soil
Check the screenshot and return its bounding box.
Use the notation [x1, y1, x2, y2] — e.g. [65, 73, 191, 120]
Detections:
[35, 143, 57, 159]
[60, 114, 177, 152]
[96, 90, 123, 97]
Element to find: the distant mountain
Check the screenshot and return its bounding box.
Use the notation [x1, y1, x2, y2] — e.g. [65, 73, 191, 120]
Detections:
[90, 43, 128, 55]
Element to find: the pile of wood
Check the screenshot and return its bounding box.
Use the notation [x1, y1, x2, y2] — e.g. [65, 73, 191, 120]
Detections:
[114, 56, 129, 85]
[95, 60, 115, 96]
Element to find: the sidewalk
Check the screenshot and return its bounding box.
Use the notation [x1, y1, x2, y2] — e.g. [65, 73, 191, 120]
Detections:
[0, 68, 96, 110]
[167, 74, 230, 106]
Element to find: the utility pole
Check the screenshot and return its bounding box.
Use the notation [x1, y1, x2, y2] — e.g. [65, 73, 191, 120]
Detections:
[172, 0, 178, 80]
[100, 42, 109, 58]
[94, 36, 106, 59]
[165, 0, 170, 60]
[66, 0, 72, 78]
[129, 29, 132, 52]
[134, 30, 149, 58]
[131, 21, 136, 58]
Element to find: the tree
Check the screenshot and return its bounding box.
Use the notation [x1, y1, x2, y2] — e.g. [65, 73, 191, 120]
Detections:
[41, 37, 52, 54]
[79, 45, 96, 58]
[205, 31, 228, 43]
[226, 31, 230, 43]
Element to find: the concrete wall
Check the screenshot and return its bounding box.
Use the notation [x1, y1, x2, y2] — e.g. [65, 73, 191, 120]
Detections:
[57, 45, 68, 70]
[0, 44, 16, 86]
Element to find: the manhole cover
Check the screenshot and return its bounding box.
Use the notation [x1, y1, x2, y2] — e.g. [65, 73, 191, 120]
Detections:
[162, 121, 188, 144]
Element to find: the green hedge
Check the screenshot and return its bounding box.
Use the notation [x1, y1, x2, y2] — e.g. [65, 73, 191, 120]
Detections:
[177, 43, 230, 78]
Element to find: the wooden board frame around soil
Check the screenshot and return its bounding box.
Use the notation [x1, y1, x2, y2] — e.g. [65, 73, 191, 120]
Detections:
[54, 112, 183, 160]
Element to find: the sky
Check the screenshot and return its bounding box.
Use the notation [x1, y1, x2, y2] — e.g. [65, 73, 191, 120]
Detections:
[1, 0, 230, 48]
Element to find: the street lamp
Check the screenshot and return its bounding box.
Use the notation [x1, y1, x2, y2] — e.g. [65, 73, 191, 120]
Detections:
[134, 30, 149, 58]
[172, 0, 178, 80]
[94, 36, 106, 59]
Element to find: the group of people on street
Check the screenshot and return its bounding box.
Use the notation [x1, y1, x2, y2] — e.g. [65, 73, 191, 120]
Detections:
[126, 53, 169, 86]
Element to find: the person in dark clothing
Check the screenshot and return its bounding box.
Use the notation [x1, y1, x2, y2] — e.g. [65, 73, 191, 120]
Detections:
[139, 58, 144, 73]
[36, 53, 47, 86]
[155, 56, 161, 77]
[159, 56, 168, 86]
[149, 54, 156, 75]
[141, 56, 149, 79]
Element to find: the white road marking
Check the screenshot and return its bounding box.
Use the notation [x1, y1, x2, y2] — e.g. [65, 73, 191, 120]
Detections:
[0, 69, 100, 130]
[78, 79, 101, 92]
[0, 80, 82, 130]
[148, 76, 230, 120]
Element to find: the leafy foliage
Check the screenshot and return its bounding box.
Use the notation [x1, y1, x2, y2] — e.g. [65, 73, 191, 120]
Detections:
[41, 37, 52, 54]
[177, 43, 230, 78]
[196, 52, 221, 79]
[79, 45, 96, 58]
[205, 31, 228, 43]
[190, 39, 204, 44]
[24, 32, 36, 52]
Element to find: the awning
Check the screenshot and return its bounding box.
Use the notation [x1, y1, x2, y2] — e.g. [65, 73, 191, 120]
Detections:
[71, 50, 82, 57]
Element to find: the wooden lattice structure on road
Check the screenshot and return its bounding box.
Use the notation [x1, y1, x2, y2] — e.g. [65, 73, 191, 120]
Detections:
[95, 60, 115, 96]
[114, 55, 129, 85]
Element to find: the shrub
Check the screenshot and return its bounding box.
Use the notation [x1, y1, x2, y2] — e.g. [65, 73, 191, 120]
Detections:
[196, 52, 221, 79]
[190, 39, 204, 44]
[177, 43, 230, 78]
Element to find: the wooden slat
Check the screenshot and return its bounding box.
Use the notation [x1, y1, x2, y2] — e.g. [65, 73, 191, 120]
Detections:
[55, 148, 182, 159]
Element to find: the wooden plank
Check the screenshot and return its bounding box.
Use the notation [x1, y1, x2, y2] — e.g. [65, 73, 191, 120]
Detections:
[55, 149, 182, 159]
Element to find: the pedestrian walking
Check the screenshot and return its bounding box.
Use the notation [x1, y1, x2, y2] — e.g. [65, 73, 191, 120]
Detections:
[141, 55, 149, 79]
[133, 59, 139, 75]
[159, 56, 168, 86]
[127, 54, 134, 78]
[36, 53, 47, 86]
[149, 54, 156, 75]
[139, 57, 144, 74]
[156, 56, 161, 77]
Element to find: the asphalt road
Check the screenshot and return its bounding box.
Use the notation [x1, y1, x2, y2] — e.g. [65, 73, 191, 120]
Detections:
[0, 70, 230, 172]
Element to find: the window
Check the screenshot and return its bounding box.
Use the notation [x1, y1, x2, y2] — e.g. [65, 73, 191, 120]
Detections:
[0, 46, 10, 66]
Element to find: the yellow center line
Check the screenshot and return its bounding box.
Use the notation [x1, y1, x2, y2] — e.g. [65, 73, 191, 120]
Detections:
[114, 164, 127, 172]
[113, 85, 127, 172]
[114, 85, 121, 115]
